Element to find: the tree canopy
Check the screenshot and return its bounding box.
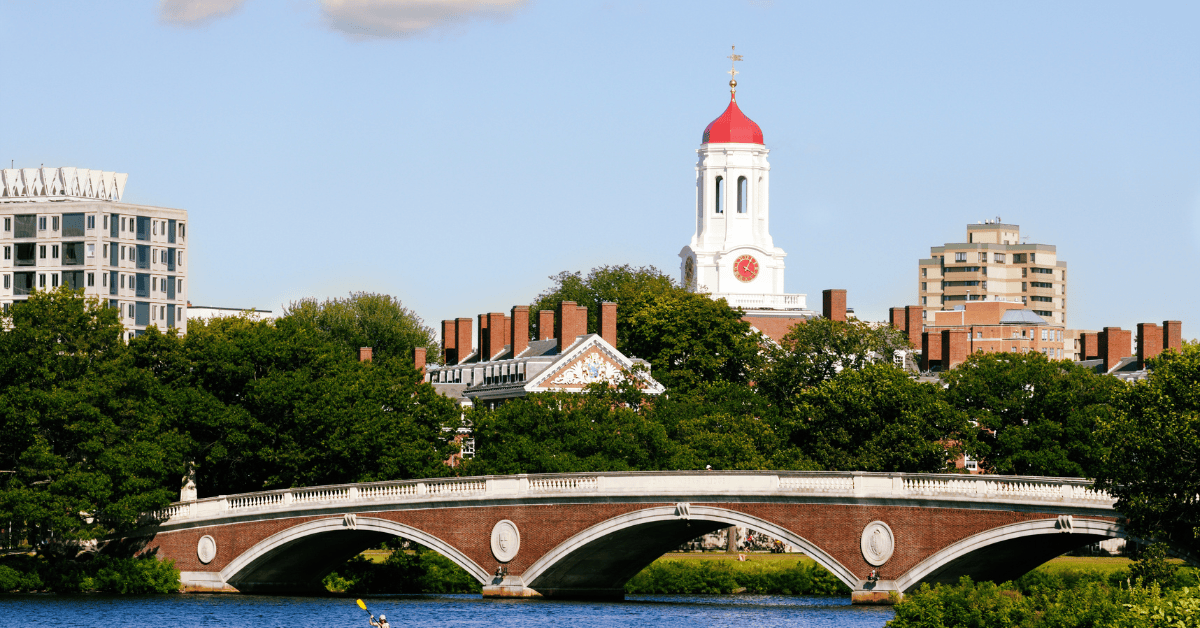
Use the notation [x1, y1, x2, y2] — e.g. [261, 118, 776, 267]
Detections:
[284, 291, 439, 365]
[529, 265, 678, 347]
[1095, 342, 1200, 563]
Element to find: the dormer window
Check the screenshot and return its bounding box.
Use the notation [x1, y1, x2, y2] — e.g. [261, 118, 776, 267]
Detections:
[714, 177, 724, 213]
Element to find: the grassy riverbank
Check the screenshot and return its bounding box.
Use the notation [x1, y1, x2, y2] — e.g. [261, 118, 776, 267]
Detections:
[626, 553, 849, 595]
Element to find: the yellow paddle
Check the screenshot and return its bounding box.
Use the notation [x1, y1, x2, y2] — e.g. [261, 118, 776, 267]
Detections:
[356, 599, 374, 623]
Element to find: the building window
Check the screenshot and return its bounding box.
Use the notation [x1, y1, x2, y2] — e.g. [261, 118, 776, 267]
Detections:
[15, 243, 35, 267]
[977, 252, 985, 262]
[62, 271, 84, 290]
[2, 246, 8, 260]
[976, 331, 982, 339]
[87, 272, 94, 287]
[954, 252, 966, 262]
[179, 223, 185, 239]
[87, 244, 95, 258]
[2, 274, 7, 289]
[13, 272, 34, 295]
[1030, 253, 1037, 262]
[109, 271, 118, 295]
[167, 219, 176, 244]
[15, 215, 35, 238]
[135, 273, 149, 298]
[110, 214, 119, 238]
[921, 282, 927, 291]
[121, 246, 126, 261]
[2, 217, 8, 231]
[136, 216, 150, 241]
[714, 176, 724, 214]
[128, 304, 135, 319]
[38, 217, 47, 231]
[120, 274, 125, 289]
[152, 221, 157, 236]
[136, 245, 149, 269]
[737, 176, 748, 213]
[1031, 281, 1053, 288]
[167, 248, 176, 272]
[1021, 282, 1027, 292]
[51, 245, 59, 259]
[38, 274, 45, 288]
[921, 296, 927, 305]
[52, 216, 59, 231]
[993, 253, 1005, 263]
[87, 215, 95, 230]
[39, 245, 46, 260]
[1031, 267, 1053, 274]
[62, 243, 84, 266]
[135, 301, 149, 326]
[62, 213, 84, 237]
[922, 268, 927, 277]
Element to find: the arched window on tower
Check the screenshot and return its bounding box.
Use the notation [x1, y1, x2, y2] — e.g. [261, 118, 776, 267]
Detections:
[714, 177, 724, 214]
[737, 176, 748, 213]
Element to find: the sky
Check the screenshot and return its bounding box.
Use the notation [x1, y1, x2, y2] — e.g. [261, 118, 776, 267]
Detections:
[3, 1, 1199, 335]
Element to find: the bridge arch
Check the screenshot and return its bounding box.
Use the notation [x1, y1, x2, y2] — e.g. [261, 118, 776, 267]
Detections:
[894, 517, 1126, 592]
[222, 516, 490, 593]
[519, 505, 859, 598]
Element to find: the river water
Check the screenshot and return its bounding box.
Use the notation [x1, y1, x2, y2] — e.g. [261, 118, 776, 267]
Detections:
[0, 593, 895, 627]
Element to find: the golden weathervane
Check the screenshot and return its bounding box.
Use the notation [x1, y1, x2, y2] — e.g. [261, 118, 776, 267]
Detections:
[727, 45, 743, 94]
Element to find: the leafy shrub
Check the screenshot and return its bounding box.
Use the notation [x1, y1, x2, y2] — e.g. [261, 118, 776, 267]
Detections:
[322, 547, 481, 594]
[624, 558, 849, 595]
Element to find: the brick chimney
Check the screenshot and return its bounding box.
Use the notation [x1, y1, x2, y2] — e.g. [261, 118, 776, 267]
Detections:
[921, 331, 942, 371]
[598, 302, 618, 346]
[358, 347, 373, 362]
[413, 347, 426, 376]
[1137, 323, 1163, 369]
[1164, 320, 1183, 354]
[454, 317, 473, 364]
[556, 301, 588, 353]
[822, 289, 847, 322]
[477, 314, 489, 362]
[485, 312, 506, 361]
[941, 329, 969, 370]
[510, 306, 530, 358]
[889, 307, 904, 331]
[538, 310, 555, 341]
[1080, 332, 1099, 360]
[1100, 327, 1132, 373]
[441, 320, 457, 365]
[905, 306, 924, 349]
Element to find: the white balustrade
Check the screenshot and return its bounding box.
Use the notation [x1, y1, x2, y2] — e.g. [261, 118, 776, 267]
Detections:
[529, 476, 598, 493]
[425, 480, 486, 496]
[292, 487, 349, 504]
[779, 476, 854, 493]
[359, 482, 419, 500]
[228, 493, 284, 510]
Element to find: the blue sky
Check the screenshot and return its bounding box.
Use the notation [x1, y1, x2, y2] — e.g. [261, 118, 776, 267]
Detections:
[4, 1, 1198, 334]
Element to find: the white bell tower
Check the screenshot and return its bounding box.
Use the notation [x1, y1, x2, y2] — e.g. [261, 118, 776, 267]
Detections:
[679, 54, 807, 312]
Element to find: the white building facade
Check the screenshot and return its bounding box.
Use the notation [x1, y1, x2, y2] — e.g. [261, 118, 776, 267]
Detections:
[0, 167, 188, 340]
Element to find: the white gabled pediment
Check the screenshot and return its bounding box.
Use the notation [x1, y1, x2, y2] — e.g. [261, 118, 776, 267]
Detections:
[525, 335, 664, 395]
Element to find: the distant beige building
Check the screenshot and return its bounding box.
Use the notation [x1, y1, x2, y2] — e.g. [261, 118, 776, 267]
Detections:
[918, 220, 1068, 326]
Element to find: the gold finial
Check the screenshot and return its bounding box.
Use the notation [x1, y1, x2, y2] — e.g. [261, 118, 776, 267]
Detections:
[727, 45, 743, 95]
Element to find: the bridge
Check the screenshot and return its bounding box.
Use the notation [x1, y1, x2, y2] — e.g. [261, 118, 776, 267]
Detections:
[132, 471, 1123, 603]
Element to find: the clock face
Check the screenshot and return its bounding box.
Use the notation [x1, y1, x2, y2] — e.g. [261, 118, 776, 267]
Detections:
[733, 254, 759, 282]
[684, 257, 695, 287]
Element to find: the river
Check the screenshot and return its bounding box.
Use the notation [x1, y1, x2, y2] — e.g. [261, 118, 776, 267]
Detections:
[0, 593, 895, 627]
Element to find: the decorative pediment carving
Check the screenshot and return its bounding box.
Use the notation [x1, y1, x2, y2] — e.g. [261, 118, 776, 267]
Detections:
[549, 350, 624, 387]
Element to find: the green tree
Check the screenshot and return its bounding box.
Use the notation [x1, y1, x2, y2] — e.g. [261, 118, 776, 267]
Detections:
[943, 351, 1122, 477]
[0, 289, 189, 551]
[461, 386, 679, 475]
[529, 265, 678, 347]
[780, 364, 967, 473]
[620, 290, 764, 391]
[284, 291, 439, 364]
[1095, 342, 1200, 564]
[757, 317, 912, 408]
[172, 315, 460, 495]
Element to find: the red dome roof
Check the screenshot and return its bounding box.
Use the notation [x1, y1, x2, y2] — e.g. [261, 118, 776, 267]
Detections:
[702, 95, 764, 145]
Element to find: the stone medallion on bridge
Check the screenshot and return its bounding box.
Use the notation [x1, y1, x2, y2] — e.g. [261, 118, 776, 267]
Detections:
[197, 535, 217, 564]
[491, 520, 521, 563]
[860, 521, 894, 566]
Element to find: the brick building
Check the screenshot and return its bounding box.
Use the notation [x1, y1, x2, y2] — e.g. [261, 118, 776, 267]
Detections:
[913, 302, 1067, 371]
[918, 220, 1068, 326]
[0, 167, 188, 340]
[425, 300, 664, 408]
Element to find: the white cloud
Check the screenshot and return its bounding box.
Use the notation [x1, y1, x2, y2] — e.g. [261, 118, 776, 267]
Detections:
[320, 0, 527, 39]
[160, 0, 249, 25]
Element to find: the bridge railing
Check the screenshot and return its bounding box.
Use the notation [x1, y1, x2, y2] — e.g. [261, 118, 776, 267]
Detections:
[148, 471, 1115, 525]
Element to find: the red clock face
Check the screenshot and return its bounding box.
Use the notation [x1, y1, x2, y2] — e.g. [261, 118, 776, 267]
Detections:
[733, 254, 759, 282]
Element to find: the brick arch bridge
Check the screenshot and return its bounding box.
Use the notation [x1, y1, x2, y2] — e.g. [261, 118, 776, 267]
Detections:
[133, 471, 1123, 603]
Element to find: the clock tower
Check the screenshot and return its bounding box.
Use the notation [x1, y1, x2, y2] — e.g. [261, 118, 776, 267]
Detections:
[679, 55, 809, 317]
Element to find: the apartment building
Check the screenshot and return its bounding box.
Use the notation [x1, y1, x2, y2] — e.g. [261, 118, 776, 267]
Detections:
[918, 220, 1068, 325]
[0, 167, 188, 340]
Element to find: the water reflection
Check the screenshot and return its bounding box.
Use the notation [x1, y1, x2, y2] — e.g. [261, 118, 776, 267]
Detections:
[0, 594, 894, 628]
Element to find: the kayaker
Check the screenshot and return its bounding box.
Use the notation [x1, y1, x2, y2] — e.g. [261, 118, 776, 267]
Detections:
[369, 614, 390, 628]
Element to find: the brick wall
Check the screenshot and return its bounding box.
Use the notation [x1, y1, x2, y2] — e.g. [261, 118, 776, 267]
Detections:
[598, 302, 617, 347]
[1164, 321, 1182, 354]
[510, 306, 530, 358]
[904, 306, 924, 349]
[1137, 323, 1163, 369]
[1099, 327, 1131, 372]
[441, 320, 457, 364]
[538, 310, 555, 341]
[941, 329, 969, 370]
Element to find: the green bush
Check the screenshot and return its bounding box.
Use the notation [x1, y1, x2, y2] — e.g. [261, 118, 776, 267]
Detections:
[91, 555, 180, 594]
[624, 558, 850, 596]
[0, 554, 177, 594]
